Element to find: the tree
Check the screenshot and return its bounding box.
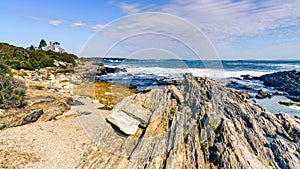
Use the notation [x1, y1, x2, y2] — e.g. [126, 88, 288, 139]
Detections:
[38, 39, 47, 49]
[29, 45, 35, 50]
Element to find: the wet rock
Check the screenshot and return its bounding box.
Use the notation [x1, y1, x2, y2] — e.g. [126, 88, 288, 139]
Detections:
[274, 91, 285, 95]
[260, 70, 300, 102]
[256, 89, 272, 99]
[241, 74, 252, 80]
[96, 66, 126, 76]
[241, 85, 253, 90]
[279, 101, 300, 106]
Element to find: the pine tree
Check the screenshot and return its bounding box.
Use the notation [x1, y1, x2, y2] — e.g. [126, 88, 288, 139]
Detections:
[38, 39, 47, 49]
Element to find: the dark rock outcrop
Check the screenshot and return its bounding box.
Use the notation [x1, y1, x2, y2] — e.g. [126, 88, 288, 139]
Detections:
[77, 74, 300, 169]
[259, 70, 300, 101]
[22, 109, 44, 125]
[256, 89, 273, 99]
[96, 66, 126, 76]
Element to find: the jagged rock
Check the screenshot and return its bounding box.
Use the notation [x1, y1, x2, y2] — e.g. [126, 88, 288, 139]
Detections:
[78, 73, 300, 169]
[168, 85, 184, 103]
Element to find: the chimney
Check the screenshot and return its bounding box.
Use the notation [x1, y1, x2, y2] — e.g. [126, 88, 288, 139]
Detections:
[50, 41, 52, 46]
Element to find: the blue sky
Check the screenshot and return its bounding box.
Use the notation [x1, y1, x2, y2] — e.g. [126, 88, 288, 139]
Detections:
[1, 0, 300, 60]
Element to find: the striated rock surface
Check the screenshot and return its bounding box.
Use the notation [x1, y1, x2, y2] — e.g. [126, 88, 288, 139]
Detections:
[77, 73, 300, 169]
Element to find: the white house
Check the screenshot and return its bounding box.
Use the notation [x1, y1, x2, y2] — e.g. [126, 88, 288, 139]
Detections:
[42, 41, 65, 53]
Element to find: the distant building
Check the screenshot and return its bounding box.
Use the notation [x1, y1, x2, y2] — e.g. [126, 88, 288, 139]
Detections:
[42, 41, 65, 53]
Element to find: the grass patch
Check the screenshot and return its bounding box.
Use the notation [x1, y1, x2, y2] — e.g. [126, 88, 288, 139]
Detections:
[13, 70, 27, 77]
[263, 159, 273, 169]
[170, 108, 176, 113]
[29, 84, 45, 90]
[183, 128, 190, 135]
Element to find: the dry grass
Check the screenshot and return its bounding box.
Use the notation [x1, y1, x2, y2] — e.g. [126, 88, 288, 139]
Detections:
[74, 82, 136, 104]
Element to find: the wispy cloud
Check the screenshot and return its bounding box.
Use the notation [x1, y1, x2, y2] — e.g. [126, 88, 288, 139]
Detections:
[112, 0, 300, 45]
[91, 24, 105, 32]
[110, 1, 159, 15]
[71, 22, 87, 27]
[117, 2, 141, 14]
[48, 19, 65, 26]
[27, 15, 40, 21]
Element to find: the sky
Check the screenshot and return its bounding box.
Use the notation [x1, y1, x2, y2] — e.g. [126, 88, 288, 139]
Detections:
[0, 0, 300, 60]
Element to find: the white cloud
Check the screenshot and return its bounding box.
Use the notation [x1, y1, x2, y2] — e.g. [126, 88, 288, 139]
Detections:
[117, 2, 141, 14]
[71, 22, 86, 27]
[91, 24, 105, 32]
[48, 19, 65, 26]
[112, 0, 300, 46]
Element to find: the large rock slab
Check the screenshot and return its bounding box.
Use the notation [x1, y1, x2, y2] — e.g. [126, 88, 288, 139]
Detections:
[117, 97, 152, 123]
[106, 110, 140, 135]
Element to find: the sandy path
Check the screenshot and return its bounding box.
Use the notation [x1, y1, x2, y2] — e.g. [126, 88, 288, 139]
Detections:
[0, 95, 108, 169]
[0, 117, 89, 169]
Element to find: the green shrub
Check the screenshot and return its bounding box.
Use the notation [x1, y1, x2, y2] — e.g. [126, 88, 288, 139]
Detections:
[0, 43, 78, 71]
[0, 70, 26, 109]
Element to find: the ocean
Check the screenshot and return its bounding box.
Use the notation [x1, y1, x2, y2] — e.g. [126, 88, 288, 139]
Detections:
[102, 60, 300, 77]
[96, 59, 300, 115]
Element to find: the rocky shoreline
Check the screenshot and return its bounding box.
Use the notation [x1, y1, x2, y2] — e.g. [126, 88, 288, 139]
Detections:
[227, 70, 300, 113]
[1, 61, 300, 168]
[77, 73, 300, 169]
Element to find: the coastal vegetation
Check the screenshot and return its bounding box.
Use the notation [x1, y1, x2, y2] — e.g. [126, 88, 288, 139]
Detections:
[0, 42, 77, 110]
[0, 43, 77, 70]
[0, 64, 25, 109]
